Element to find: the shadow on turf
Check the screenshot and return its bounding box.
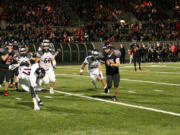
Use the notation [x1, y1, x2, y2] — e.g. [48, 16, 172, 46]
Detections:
[90, 95, 113, 99]
[17, 102, 33, 108]
[65, 88, 99, 93]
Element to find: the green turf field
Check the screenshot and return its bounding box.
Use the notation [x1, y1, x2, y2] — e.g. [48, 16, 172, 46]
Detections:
[0, 62, 180, 135]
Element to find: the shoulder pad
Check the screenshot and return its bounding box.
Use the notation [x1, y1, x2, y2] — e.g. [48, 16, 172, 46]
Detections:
[114, 50, 121, 57]
[36, 51, 43, 57]
[38, 47, 42, 52]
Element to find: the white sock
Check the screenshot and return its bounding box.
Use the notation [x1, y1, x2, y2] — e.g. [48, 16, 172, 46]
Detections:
[33, 98, 38, 106]
[39, 79, 43, 86]
[35, 95, 40, 102]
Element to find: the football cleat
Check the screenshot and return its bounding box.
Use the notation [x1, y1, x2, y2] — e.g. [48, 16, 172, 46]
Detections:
[104, 87, 109, 94]
[3, 91, 9, 96]
[139, 67, 142, 72]
[15, 83, 18, 91]
[113, 96, 118, 102]
[38, 100, 43, 106]
[10, 83, 13, 88]
[50, 89, 54, 94]
[34, 105, 40, 111]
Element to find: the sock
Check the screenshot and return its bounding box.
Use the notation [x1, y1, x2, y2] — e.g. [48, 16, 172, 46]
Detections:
[15, 82, 18, 87]
[39, 79, 43, 86]
[35, 95, 41, 102]
[33, 98, 38, 107]
[11, 79, 13, 84]
[92, 80, 97, 87]
[50, 87, 54, 91]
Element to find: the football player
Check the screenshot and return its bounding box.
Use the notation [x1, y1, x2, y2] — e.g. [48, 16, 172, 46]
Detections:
[17, 46, 45, 110]
[80, 49, 108, 92]
[19, 64, 45, 111]
[36, 42, 56, 94]
[9, 41, 20, 90]
[101, 44, 121, 101]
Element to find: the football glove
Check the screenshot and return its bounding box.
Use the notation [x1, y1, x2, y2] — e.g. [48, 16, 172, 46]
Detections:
[9, 64, 20, 70]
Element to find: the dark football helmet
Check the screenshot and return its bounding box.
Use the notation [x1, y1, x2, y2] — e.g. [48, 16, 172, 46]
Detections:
[35, 68, 46, 79]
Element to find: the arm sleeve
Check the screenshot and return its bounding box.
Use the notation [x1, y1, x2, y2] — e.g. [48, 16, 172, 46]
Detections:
[84, 57, 89, 64]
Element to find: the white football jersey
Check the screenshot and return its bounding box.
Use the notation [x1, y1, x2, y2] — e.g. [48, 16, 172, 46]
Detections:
[17, 54, 31, 65]
[84, 56, 99, 72]
[18, 64, 39, 88]
[37, 52, 54, 70]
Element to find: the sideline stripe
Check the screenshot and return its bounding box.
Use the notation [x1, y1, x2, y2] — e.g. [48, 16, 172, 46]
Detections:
[54, 90, 180, 117]
[56, 73, 180, 87]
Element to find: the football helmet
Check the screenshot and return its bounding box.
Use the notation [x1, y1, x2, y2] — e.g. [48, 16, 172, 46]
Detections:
[91, 49, 99, 56]
[35, 68, 46, 79]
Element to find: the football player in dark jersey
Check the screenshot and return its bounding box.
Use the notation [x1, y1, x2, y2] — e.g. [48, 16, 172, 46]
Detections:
[0, 47, 19, 96]
[131, 42, 142, 72]
[101, 44, 121, 101]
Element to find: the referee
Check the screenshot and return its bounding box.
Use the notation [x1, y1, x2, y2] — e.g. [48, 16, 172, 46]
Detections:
[101, 44, 121, 101]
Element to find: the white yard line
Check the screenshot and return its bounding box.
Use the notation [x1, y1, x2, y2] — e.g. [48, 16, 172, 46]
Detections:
[154, 90, 164, 92]
[54, 90, 180, 117]
[56, 73, 180, 87]
[128, 91, 136, 94]
[121, 78, 180, 86]
[15, 97, 22, 100]
[44, 96, 53, 99]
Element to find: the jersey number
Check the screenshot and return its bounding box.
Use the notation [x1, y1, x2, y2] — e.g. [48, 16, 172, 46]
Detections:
[44, 58, 51, 63]
[22, 68, 31, 75]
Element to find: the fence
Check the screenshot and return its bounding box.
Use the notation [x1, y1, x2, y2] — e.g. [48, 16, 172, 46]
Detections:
[29, 41, 180, 64]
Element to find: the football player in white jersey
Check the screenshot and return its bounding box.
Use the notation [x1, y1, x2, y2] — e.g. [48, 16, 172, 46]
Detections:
[17, 46, 45, 110]
[80, 49, 108, 92]
[36, 42, 56, 94]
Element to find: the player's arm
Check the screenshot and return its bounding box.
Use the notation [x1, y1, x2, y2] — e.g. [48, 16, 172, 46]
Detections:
[35, 52, 42, 63]
[111, 58, 120, 67]
[28, 60, 32, 67]
[80, 62, 86, 75]
[98, 62, 102, 74]
[111, 50, 121, 67]
[51, 57, 56, 69]
[54, 49, 60, 57]
[35, 57, 40, 63]
[1, 53, 9, 61]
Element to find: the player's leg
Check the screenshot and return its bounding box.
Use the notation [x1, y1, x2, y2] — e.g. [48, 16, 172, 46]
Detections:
[0, 70, 5, 85]
[90, 73, 97, 88]
[138, 57, 142, 71]
[48, 69, 56, 94]
[106, 75, 112, 94]
[19, 78, 30, 92]
[112, 73, 120, 101]
[30, 86, 40, 110]
[4, 69, 11, 96]
[10, 69, 14, 88]
[133, 57, 137, 72]
[14, 67, 19, 90]
[99, 72, 108, 93]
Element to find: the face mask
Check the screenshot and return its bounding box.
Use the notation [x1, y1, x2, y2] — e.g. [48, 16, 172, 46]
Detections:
[20, 53, 26, 57]
[43, 48, 49, 52]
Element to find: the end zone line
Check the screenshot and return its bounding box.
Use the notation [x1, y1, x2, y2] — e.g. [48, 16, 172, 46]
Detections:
[54, 90, 180, 117]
